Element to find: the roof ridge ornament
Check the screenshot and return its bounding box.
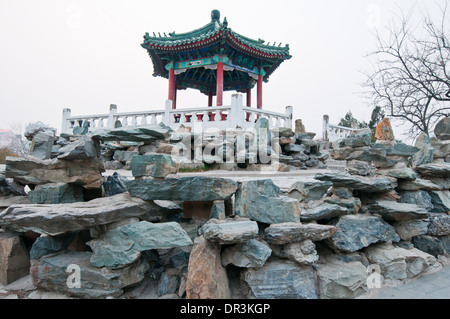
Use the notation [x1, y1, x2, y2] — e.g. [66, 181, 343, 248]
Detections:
[211, 9, 220, 22]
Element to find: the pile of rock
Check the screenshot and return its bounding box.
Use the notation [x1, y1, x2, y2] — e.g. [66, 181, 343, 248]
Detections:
[0, 117, 449, 299]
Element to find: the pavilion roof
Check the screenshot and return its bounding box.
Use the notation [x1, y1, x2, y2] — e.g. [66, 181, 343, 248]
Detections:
[141, 11, 291, 95]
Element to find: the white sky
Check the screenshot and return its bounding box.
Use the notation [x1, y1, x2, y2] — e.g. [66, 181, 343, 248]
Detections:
[0, 0, 445, 141]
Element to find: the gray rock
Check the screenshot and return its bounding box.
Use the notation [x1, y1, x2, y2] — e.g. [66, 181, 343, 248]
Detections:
[87, 221, 193, 269]
[31, 251, 148, 298]
[264, 222, 337, 244]
[242, 260, 318, 299]
[127, 176, 238, 201]
[209, 200, 225, 220]
[273, 240, 319, 265]
[397, 178, 442, 191]
[57, 136, 100, 160]
[113, 150, 139, 163]
[5, 156, 104, 189]
[327, 214, 400, 253]
[371, 142, 420, 157]
[434, 117, 450, 141]
[158, 271, 180, 297]
[412, 235, 446, 258]
[378, 167, 418, 181]
[368, 200, 429, 221]
[398, 191, 434, 211]
[28, 183, 84, 204]
[332, 132, 371, 149]
[346, 160, 376, 177]
[365, 242, 440, 280]
[24, 122, 56, 141]
[427, 213, 450, 236]
[284, 144, 306, 154]
[200, 218, 258, 244]
[271, 127, 295, 138]
[0, 175, 26, 197]
[103, 172, 129, 197]
[431, 138, 450, 158]
[130, 154, 177, 178]
[235, 180, 301, 224]
[91, 124, 171, 142]
[0, 231, 30, 285]
[288, 178, 333, 202]
[0, 193, 152, 235]
[316, 257, 368, 299]
[429, 191, 450, 213]
[30, 232, 79, 260]
[221, 239, 272, 268]
[314, 171, 397, 193]
[30, 133, 55, 160]
[331, 147, 397, 167]
[415, 163, 450, 177]
[393, 219, 429, 241]
[410, 133, 434, 167]
[300, 203, 348, 222]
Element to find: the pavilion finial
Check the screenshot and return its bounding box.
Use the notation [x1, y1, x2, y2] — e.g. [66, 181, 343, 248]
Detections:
[211, 10, 220, 22]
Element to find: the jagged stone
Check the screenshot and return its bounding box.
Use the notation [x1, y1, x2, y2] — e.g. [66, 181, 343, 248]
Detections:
[434, 117, 450, 141]
[241, 260, 318, 299]
[398, 191, 434, 211]
[130, 154, 177, 178]
[314, 171, 397, 193]
[316, 257, 368, 299]
[428, 191, 450, 213]
[368, 200, 429, 221]
[371, 142, 420, 157]
[397, 179, 442, 191]
[378, 167, 418, 181]
[113, 150, 139, 163]
[24, 122, 56, 141]
[412, 235, 446, 258]
[31, 251, 148, 298]
[0, 193, 152, 235]
[365, 242, 440, 280]
[427, 213, 450, 236]
[235, 180, 301, 224]
[346, 160, 376, 176]
[209, 200, 226, 220]
[5, 156, 104, 189]
[327, 214, 400, 253]
[30, 232, 79, 260]
[127, 176, 238, 201]
[415, 163, 450, 177]
[91, 124, 171, 142]
[103, 172, 129, 197]
[200, 218, 258, 244]
[221, 239, 272, 268]
[332, 131, 371, 149]
[57, 136, 100, 160]
[393, 219, 429, 241]
[185, 236, 230, 299]
[410, 133, 434, 167]
[87, 221, 193, 269]
[29, 133, 55, 160]
[0, 231, 30, 285]
[288, 178, 333, 202]
[300, 203, 348, 222]
[28, 183, 84, 204]
[272, 240, 319, 265]
[264, 222, 337, 244]
[0, 175, 26, 196]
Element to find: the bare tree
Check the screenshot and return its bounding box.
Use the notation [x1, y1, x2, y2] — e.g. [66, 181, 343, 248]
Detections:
[363, 1, 450, 138]
[4, 123, 30, 157]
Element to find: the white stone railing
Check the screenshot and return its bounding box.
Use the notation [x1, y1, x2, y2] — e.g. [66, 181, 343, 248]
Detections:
[61, 94, 292, 134]
[322, 115, 355, 143]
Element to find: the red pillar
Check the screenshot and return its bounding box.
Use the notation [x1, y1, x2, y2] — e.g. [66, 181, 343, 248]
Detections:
[216, 62, 224, 106]
[173, 84, 177, 109]
[168, 68, 176, 109]
[246, 89, 252, 107]
[208, 92, 213, 107]
[257, 74, 263, 109]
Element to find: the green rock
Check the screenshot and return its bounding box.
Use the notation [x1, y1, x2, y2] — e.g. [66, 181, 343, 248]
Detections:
[315, 171, 397, 193]
[288, 178, 333, 202]
[131, 154, 177, 178]
[371, 143, 420, 157]
[127, 176, 238, 201]
[429, 191, 450, 213]
[87, 221, 193, 269]
[235, 180, 301, 224]
[92, 124, 171, 142]
[368, 200, 429, 221]
[28, 183, 84, 204]
[221, 239, 272, 268]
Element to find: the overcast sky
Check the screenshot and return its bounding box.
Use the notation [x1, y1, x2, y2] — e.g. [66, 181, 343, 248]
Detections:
[0, 0, 445, 141]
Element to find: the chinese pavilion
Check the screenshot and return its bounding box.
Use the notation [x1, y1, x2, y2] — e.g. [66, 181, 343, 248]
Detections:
[141, 10, 291, 110]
